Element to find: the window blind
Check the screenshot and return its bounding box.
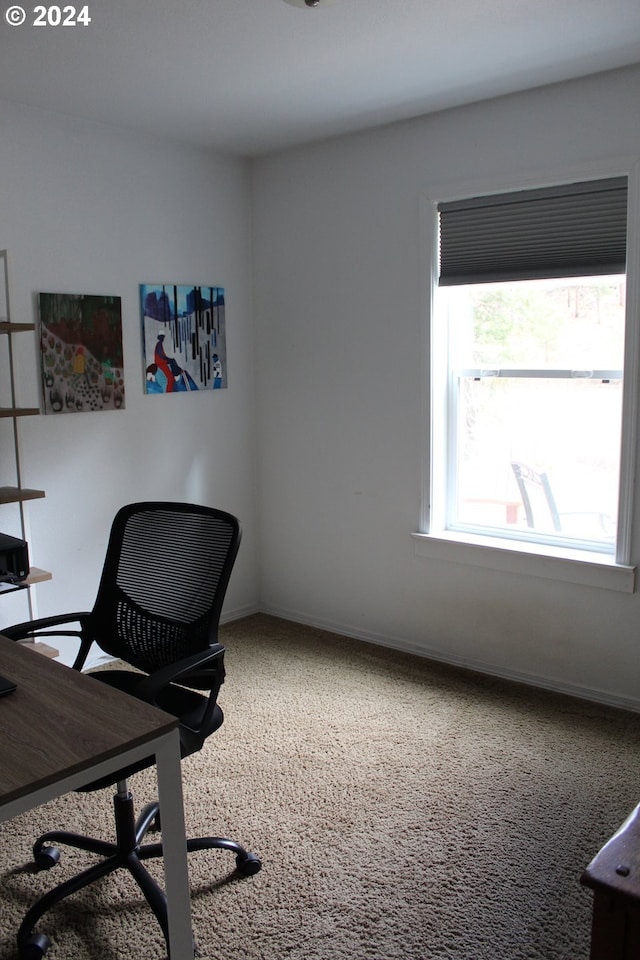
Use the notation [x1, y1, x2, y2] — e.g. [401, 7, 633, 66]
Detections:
[438, 176, 628, 286]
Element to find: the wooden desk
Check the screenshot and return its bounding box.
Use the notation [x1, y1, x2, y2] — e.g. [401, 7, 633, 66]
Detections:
[0, 633, 194, 959]
[582, 803, 640, 959]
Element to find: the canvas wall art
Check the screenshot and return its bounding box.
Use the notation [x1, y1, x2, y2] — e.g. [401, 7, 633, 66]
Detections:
[39, 293, 124, 415]
[140, 284, 226, 395]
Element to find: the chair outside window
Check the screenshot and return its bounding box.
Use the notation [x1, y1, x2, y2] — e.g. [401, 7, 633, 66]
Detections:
[511, 462, 615, 541]
[510, 462, 562, 533]
[3, 501, 261, 960]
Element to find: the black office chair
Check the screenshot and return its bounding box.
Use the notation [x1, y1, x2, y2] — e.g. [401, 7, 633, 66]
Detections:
[3, 502, 261, 960]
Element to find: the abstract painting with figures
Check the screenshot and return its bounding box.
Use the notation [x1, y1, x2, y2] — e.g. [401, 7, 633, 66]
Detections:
[140, 283, 227, 395]
[38, 292, 125, 414]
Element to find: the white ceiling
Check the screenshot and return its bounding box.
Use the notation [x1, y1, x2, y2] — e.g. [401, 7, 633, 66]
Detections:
[1, 0, 639, 157]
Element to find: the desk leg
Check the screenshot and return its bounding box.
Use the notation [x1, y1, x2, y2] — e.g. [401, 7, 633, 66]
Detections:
[155, 730, 194, 960]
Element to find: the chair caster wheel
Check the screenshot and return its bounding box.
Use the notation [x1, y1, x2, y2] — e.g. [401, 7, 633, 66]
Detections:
[34, 846, 60, 870]
[19, 932, 51, 960]
[237, 852, 262, 876]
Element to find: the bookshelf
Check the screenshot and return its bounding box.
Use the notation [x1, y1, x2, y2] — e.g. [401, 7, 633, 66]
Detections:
[0, 251, 51, 607]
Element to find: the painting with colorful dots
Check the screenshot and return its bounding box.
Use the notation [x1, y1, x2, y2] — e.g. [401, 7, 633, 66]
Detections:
[38, 292, 124, 414]
[140, 284, 227, 395]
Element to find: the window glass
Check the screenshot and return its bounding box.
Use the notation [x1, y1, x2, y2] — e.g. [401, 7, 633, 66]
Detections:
[440, 276, 625, 550]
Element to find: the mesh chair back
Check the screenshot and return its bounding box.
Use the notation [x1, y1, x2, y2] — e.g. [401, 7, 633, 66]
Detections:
[88, 502, 241, 674]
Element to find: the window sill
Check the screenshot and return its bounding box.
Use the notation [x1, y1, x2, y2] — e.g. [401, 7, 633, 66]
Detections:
[411, 531, 636, 593]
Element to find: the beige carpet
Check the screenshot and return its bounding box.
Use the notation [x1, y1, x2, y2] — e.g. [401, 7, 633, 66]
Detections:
[1, 613, 640, 960]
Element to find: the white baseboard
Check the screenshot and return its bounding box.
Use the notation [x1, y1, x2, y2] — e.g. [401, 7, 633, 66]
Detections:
[220, 602, 261, 625]
[259, 602, 640, 714]
[79, 597, 637, 714]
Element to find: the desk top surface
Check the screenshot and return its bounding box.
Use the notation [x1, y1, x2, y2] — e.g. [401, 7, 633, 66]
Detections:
[0, 634, 178, 807]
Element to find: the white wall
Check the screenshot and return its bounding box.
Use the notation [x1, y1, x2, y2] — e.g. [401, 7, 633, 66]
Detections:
[0, 100, 259, 661]
[251, 65, 640, 710]
[3, 68, 640, 704]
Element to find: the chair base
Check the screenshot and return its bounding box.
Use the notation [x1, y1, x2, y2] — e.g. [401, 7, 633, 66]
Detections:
[17, 787, 261, 960]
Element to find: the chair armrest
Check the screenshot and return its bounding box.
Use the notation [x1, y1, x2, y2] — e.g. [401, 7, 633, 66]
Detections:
[133, 645, 226, 738]
[133, 644, 226, 706]
[1, 612, 92, 640]
[2, 612, 94, 670]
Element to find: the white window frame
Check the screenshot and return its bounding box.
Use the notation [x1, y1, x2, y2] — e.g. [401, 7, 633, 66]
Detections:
[413, 160, 640, 593]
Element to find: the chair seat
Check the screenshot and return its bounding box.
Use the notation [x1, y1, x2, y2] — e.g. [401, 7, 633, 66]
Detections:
[78, 670, 224, 791]
[91, 669, 224, 737]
